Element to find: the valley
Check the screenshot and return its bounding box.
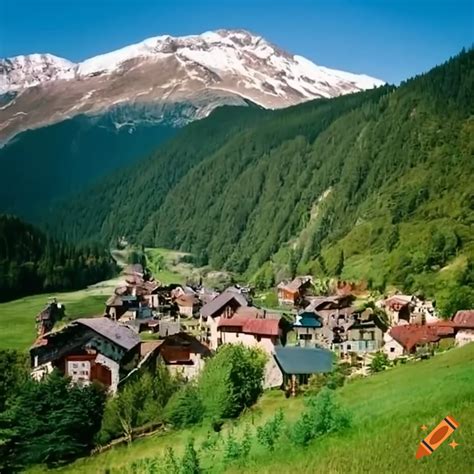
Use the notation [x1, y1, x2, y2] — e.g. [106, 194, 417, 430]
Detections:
[0, 11, 473, 474]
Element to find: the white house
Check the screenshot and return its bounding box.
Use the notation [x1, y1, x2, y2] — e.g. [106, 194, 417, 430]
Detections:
[452, 310, 474, 346]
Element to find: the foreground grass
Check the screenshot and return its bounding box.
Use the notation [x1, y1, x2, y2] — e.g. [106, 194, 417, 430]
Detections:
[32, 343, 474, 474]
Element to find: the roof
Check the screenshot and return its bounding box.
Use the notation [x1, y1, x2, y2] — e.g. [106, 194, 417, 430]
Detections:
[452, 310, 474, 328]
[273, 346, 333, 375]
[385, 295, 414, 307]
[106, 295, 123, 307]
[75, 317, 140, 351]
[305, 295, 352, 312]
[389, 324, 453, 351]
[294, 311, 323, 328]
[200, 291, 248, 318]
[176, 294, 198, 307]
[242, 319, 280, 337]
[277, 276, 312, 292]
[140, 340, 164, 357]
[124, 264, 144, 275]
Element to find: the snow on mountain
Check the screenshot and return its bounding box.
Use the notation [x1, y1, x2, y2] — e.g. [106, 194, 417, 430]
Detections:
[0, 29, 384, 142]
[0, 54, 75, 92]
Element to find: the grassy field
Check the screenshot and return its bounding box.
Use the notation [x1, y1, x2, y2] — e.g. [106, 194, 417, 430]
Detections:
[0, 248, 193, 352]
[30, 343, 474, 474]
[0, 281, 119, 351]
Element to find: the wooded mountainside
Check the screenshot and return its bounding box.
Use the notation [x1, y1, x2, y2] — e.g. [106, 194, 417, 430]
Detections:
[0, 215, 117, 302]
[46, 50, 473, 309]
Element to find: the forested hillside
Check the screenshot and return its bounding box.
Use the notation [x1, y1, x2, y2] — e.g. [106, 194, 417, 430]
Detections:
[48, 50, 474, 309]
[0, 111, 177, 221]
[0, 215, 117, 302]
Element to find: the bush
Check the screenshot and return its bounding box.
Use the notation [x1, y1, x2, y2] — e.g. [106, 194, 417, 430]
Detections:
[165, 384, 203, 428]
[198, 344, 266, 423]
[291, 389, 351, 446]
[256, 409, 285, 451]
[181, 438, 201, 474]
[370, 352, 390, 373]
[223, 430, 242, 463]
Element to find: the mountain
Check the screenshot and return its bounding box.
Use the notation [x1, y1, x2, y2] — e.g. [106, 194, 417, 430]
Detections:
[0, 29, 383, 142]
[46, 49, 474, 311]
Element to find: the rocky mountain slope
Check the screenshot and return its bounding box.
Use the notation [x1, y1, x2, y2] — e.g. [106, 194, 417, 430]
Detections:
[0, 29, 383, 142]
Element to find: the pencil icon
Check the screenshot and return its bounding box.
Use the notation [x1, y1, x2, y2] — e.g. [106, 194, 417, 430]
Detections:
[416, 415, 459, 459]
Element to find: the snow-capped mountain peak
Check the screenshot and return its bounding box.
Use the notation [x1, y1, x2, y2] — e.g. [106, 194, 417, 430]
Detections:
[0, 29, 384, 142]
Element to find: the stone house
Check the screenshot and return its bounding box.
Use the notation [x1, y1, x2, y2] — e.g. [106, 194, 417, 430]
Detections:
[277, 276, 312, 306]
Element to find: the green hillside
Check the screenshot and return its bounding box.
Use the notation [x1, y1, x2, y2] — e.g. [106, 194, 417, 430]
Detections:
[29, 343, 474, 474]
[48, 50, 474, 310]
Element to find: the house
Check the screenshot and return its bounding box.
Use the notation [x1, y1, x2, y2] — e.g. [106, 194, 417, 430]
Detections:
[175, 294, 200, 318]
[30, 317, 141, 393]
[35, 298, 65, 336]
[293, 310, 326, 347]
[381, 294, 438, 326]
[277, 276, 312, 306]
[383, 323, 455, 360]
[200, 291, 249, 349]
[216, 307, 282, 354]
[157, 332, 211, 380]
[340, 312, 388, 354]
[452, 310, 474, 346]
[273, 346, 333, 395]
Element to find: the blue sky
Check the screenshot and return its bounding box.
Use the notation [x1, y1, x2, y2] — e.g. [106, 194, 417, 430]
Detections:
[0, 0, 472, 83]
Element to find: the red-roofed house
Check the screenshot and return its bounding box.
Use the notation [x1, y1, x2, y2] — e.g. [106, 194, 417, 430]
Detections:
[452, 310, 474, 346]
[383, 323, 455, 360]
[216, 310, 282, 355]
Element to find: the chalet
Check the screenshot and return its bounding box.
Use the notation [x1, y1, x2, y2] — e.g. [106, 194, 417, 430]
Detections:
[293, 310, 327, 347]
[154, 332, 211, 380]
[273, 346, 333, 395]
[340, 312, 387, 354]
[30, 317, 141, 393]
[174, 294, 200, 318]
[277, 276, 312, 306]
[200, 291, 249, 349]
[383, 323, 455, 360]
[381, 294, 438, 326]
[216, 307, 282, 354]
[452, 310, 474, 346]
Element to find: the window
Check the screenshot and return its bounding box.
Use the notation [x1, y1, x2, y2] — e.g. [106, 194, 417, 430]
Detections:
[72, 363, 78, 368]
[236, 333, 239, 338]
[346, 344, 352, 351]
[390, 347, 395, 353]
[255, 335, 261, 342]
[299, 334, 313, 340]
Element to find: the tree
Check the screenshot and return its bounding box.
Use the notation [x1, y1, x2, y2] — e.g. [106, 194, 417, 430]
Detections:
[165, 384, 203, 428]
[0, 370, 106, 469]
[0, 349, 28, 412]
[198, 344, 266, 423]
[335, 249, 345, 277]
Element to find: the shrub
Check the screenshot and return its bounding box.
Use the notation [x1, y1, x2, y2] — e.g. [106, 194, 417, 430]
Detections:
[256, 409, 285, 451]
[291, 389, 351, 446]
[223, 430, 241, 463]
[370, 352, 390, 373]
[165, 384, 203, 428]
[181, 438, 201, 474]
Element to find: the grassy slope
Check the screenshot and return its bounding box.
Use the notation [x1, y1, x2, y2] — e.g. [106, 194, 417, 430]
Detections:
[0, 248, 190, 351]
[35, 343, 474, 474]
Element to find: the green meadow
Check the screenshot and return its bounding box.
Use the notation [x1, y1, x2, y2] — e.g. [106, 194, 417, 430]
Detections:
[29, 343, 474, 474]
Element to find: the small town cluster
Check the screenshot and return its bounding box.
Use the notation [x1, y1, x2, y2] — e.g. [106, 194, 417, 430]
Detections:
[30, 265, 474, 394]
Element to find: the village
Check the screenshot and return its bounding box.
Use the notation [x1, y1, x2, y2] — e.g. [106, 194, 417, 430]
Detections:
[29, 262, 474, 397]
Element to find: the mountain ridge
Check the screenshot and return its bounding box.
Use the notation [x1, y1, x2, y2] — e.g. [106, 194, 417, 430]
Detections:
[0, 29, 383, 143]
